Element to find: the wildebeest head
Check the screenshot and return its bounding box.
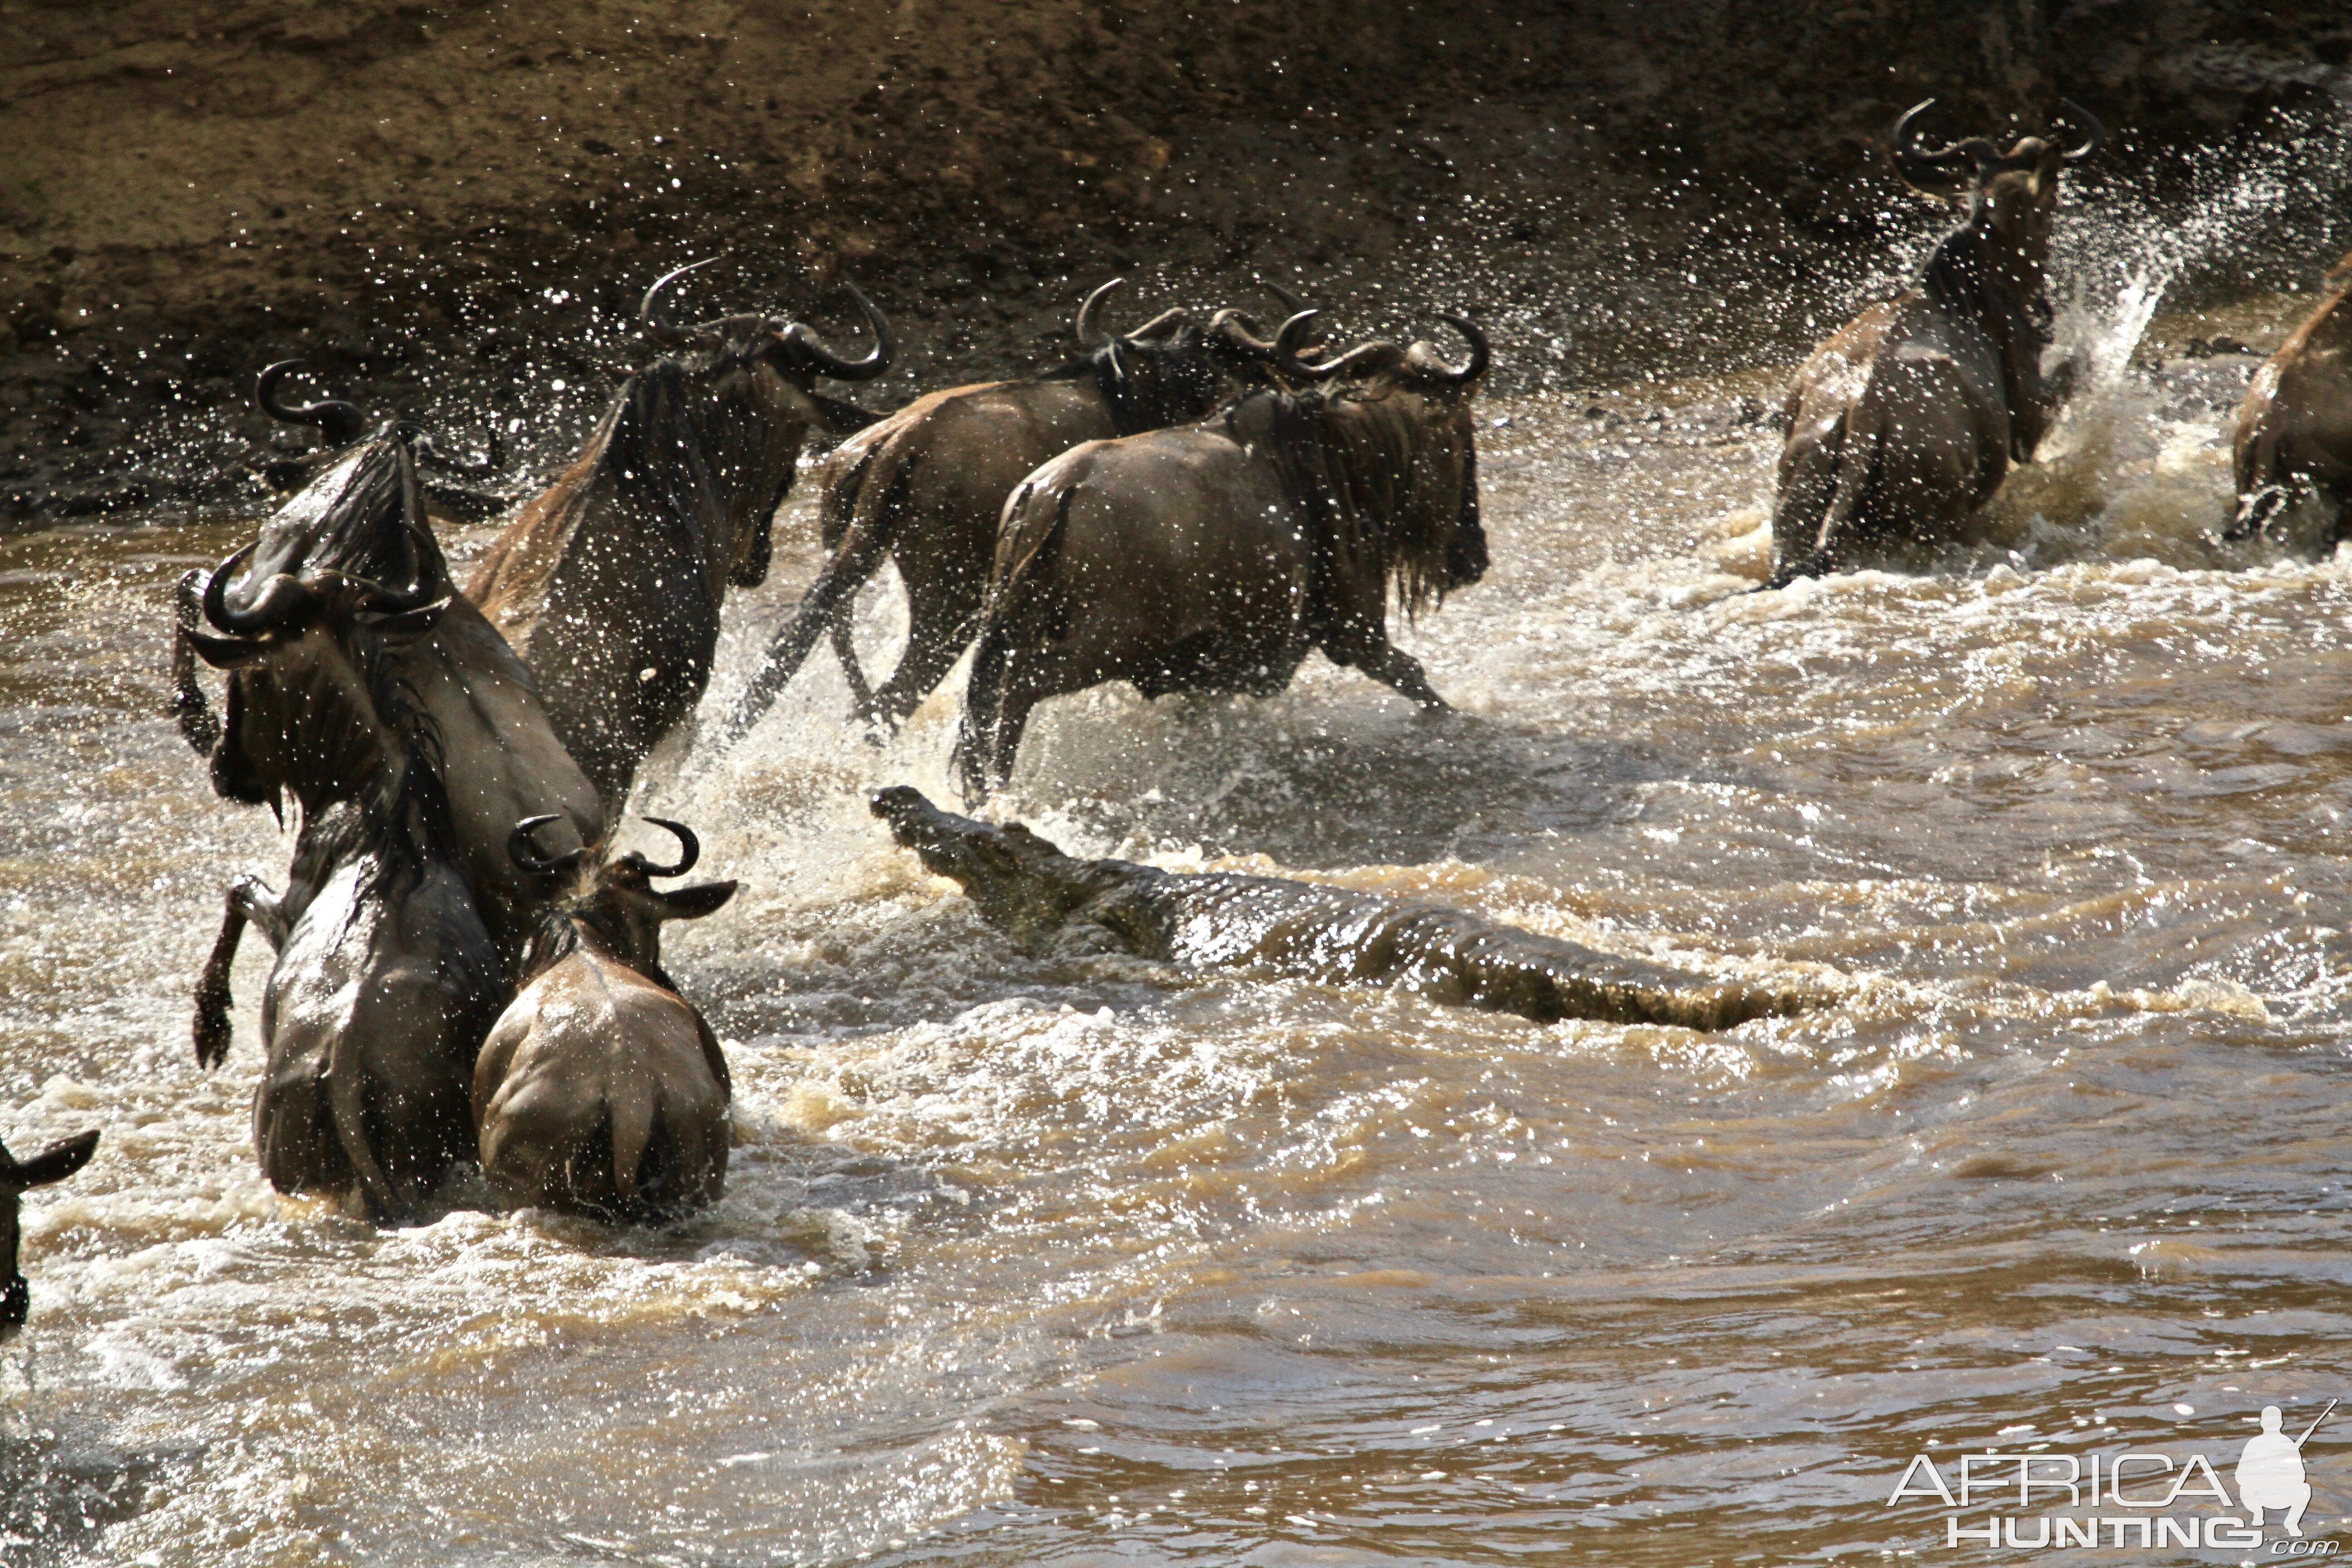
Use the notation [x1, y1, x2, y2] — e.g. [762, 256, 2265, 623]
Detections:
[1891, 98, 2104, 274]
[1053, 277, 1326, 435]
[181, 431, 452, 811]
[0, 1128, 99, 1338]
[627, 259, 895, 588]
[510, 815, 737, 986]
[1274, 308, 1493, 601]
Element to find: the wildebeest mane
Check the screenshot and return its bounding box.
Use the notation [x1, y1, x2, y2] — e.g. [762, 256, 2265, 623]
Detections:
[1218, 384, 1472, 617]
[1038, 331, 1229, 437]
[334, 615, 453, 914]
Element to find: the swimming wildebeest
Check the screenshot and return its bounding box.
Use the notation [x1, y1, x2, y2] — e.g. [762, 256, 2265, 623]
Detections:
[192, 759, 502, 1222]
[1764, 98, 2105, 588]
[466, 260, 893, 809]
[473, 817, 736, 1220]
[172, 424, 603, 970]
[716, 279, 1320, 741]
[872, 788, 1806, 1029]
[179, 454, 507, 1217]
[0, 1129, 99, 1337]
[953, 308, 1489, 801]
[2225, 250, 2352, 545]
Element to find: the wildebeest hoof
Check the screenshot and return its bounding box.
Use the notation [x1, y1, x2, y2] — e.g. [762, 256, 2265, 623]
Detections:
[194, 1004, 231, 1069]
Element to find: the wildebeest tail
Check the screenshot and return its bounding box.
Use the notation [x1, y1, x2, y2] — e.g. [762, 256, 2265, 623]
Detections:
[325, 1046, 407, 1221]
[607, 1074, 657, 1218]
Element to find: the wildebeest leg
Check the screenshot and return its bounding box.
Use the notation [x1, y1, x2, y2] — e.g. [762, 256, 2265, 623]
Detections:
[869, 586, 984, 725]
[828, 616, 878, 718]
[170, 571, 222, 755]
[194, 874, 287, 1069]
[2221, 483, 2293, 542]
[721, 523, 897, 746]
[1350, 642, 1449, 711]
[1763, 414, 1878, 590]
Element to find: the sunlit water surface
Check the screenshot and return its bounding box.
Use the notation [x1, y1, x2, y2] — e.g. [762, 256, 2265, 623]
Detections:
[7, 196, 2352, 1568]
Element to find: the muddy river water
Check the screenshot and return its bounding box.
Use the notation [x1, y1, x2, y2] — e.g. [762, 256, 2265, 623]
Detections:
[6, 218, 2352, 1564]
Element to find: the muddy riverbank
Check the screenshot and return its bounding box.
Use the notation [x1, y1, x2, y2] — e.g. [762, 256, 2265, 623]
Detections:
[5, 0, 2351, 526]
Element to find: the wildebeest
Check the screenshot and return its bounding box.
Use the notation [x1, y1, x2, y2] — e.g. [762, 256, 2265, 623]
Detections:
[1764, 98, 2104, 588]
[473, 817, 736, 1220]
[254, 359, 511, 521]
[466, 261, 893, 809]
[873, 788, 1807, 1029]
[953, 308, 1489, 801]
[192, 755, 502, 1221]
[716, 279, 1320, 741]
[2225, 250, 2352, 544]
[0, 1128, 99, 1337]
[172, 424, 603, 968]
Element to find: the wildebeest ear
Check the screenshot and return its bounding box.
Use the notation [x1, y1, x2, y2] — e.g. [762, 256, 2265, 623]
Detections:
[0, 1129, 99, 1192]
[810, 393, 885, 435]
[186, 628, 275, 669]
[655, 880, 738, 921]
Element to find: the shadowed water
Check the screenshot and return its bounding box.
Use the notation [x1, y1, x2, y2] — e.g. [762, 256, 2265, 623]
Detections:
[5, 143, 2352, 1565]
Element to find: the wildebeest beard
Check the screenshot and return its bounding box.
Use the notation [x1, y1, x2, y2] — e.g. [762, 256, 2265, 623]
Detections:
[1038, 330, 1232, 437]
[1213, 383, 1484, 618]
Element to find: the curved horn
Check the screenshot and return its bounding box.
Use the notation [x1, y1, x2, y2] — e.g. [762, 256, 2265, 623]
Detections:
[1259, 279, 1313, 319]
[508, 814, 589, 877]
[779, 278, 893, 382]
[1123, 307, 1193, 341]
[637, 817, 701, 877]
[1075, 277, 1126, 349]
[1276, 310, 1339, 381]
[1425, 313, 1491, 385]
[256, 360, 369, 447]
[641, 257, 723, 347]
[312, 568, 444, 619]
[2055, 97, 2105, 163]
[1209, 308, 1280, 356]
[1276, 311, 1401, 382]
[201, 539, 318, 637]
[1889, 98, 2001, 194]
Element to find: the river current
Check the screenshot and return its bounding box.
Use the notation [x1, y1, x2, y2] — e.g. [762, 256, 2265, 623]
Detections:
[5, 199, 2352, 1563]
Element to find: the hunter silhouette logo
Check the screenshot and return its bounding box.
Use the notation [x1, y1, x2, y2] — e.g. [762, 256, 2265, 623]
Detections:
[2240, 1402, 2335, 1538]
[1888, 1399, 2339, 1553]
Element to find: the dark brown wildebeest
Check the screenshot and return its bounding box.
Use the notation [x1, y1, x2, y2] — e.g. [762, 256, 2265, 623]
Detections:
[172, 426, 603, 970]
[253, 360, 510, 520]
[2225, 250, 2352, 544]
[715, 279, 1318, 742]
[953, 309, 1490, 802]
[0, 1128, 99, 1337]
[191, 753, 503, 1221]
[466, 262, 893, 810]
[873, 787, 1808, 1029]
[473, 817, 736, 1221]
[1764, 98, 2104, 588]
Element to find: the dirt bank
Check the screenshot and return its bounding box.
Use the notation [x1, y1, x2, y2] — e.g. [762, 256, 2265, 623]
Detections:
[4, 0, 2348, 525]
